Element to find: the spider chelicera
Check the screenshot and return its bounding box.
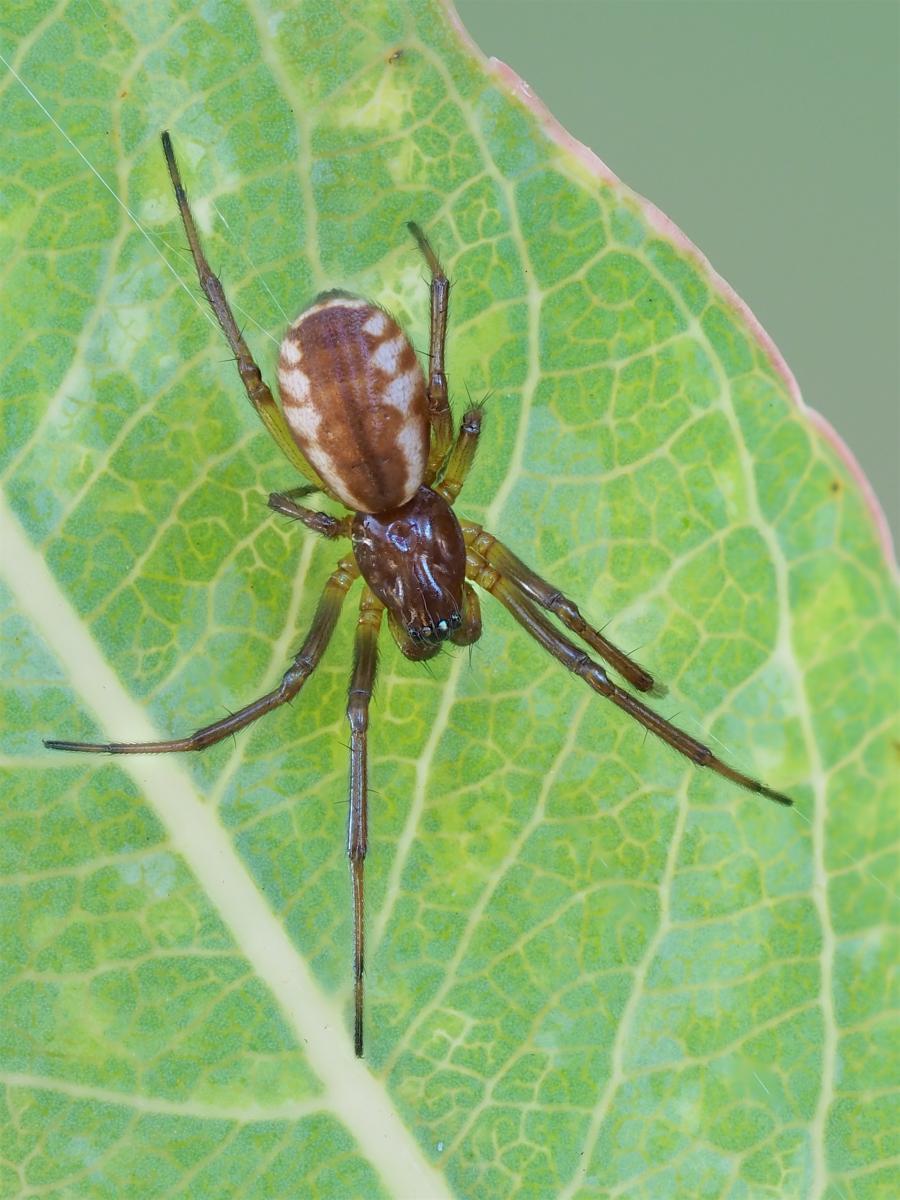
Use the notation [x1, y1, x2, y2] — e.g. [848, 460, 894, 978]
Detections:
[46, 131, 793, 1057]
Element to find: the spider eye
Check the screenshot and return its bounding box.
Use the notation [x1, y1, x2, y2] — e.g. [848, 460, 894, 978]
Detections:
[449, 612, 462, 629]
[436, 619, 449, 637]
[408, 627, 420, 641]
[421, 625, 433, 640]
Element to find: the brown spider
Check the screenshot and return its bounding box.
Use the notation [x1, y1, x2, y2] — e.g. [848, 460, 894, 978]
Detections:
[46, 132, 793, 1058]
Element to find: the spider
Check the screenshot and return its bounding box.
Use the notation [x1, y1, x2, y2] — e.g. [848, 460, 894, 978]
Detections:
[46, 131, 793, 1058]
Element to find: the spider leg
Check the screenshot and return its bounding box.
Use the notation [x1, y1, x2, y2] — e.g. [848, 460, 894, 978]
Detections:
[347, 588, 383, 1056]
[44, 558, 358, 755]
[466, 549, 792, 807]
[160, 132, 329, 493]
[273, 484, 321, 502]
[462, 524, 659, 695]
[268, 491, 352, 540]
[435, 407, 485, 505]
[407, 221, 454, 483]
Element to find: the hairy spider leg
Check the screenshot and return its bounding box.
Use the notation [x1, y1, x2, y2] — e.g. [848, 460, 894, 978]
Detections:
[465, 547, 793, 807]
[267, 490, 353, 540]
[445, 407, 659, 694]
[435, 406, 485, 506]
[431, 392, 659, 695]
[160, 132, 330, 495]
[269, 484, 320, 506]
[463, 526, 659, 696]
[347, 589, 383, 1056]
[277, 485, 321, 500]
[44, 559, 359, 755]
[407, 221, 454, 482]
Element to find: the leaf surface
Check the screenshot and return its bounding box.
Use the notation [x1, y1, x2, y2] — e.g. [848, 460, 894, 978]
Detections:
[1, 2, 897, 1197]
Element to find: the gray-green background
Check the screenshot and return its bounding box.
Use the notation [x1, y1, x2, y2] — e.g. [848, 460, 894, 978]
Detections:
[455, 0, 899, 547]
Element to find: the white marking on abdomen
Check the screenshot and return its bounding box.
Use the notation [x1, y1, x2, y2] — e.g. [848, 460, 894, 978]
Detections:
[290, 294, 369, 329]
[371, 334, 406, 374]
[280, 338, 302, 366]
[278, 366, 311, 406]
[363, 308, 390, 337]
[282, 401, 320, 443]
[382, 368, 421, 414]
[395, 423, 425, 495]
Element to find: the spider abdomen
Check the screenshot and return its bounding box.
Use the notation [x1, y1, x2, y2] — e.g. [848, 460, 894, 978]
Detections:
[277, 292, 429, 513]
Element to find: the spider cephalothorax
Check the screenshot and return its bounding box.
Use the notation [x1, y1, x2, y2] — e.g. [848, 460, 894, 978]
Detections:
[351, 486, 467, 648]
[45, 132, 793, 1058]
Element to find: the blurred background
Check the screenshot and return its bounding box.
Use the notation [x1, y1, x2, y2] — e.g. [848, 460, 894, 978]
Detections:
[455, 0, 899, 548]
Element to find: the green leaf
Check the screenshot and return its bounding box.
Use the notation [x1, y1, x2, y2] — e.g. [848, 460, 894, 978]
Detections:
[2, 2, 897, 1197]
